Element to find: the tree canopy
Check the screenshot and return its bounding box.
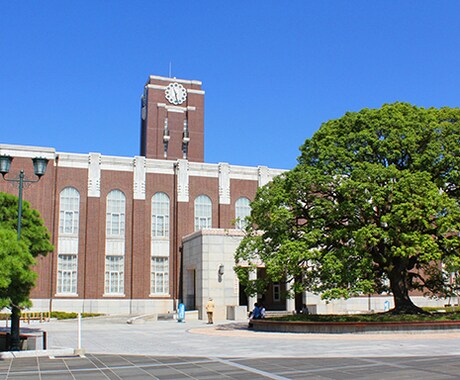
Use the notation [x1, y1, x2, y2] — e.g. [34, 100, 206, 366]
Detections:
[0, 227, 37, 310]
[0, 191, 53, 350]
[0, 192, 53, 307]
[0, 192, 54, 258]
[236, 103, 460, 314]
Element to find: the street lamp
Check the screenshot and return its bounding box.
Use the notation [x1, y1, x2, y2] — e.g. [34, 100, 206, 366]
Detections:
[0, 154, 49, 351]
[0, 155, 49, 239]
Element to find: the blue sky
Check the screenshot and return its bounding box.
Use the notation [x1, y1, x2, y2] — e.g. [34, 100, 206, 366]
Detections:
[1, 1, 460, 169]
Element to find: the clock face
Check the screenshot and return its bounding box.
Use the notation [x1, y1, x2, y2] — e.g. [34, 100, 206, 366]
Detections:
[165, 82, 187, 105]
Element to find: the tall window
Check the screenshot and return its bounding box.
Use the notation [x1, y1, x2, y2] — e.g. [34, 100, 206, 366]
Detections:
[152, 192, 170, 237]
[105, 256, 124, 294]
[105, 190, 126, 295]
[57, 254, 78, 294]
[151, 193, 170, 295]
[194, 195, 212, 231]
[235, 197, 251, 229]
[106, 190, 125, 236]
[57, 187, 80, 294]
[151, 257, 169, 294]
[59, 187, 80, 235]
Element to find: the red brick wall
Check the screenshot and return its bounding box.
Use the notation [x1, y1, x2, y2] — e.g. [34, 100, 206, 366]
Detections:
[1, 155, 261, 304]
[141, 77, 204, 162]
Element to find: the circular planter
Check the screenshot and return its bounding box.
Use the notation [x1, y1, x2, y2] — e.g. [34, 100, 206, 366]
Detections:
[251, 319, 460, 333]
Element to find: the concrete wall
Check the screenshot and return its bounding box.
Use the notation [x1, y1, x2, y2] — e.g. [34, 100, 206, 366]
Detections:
[182, 229, 245, 321]
[301, 293, 447, 315]
[31, 298, 174, 315]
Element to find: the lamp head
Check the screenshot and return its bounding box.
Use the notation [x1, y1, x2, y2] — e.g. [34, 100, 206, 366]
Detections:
[32, 157, 49, 179]
[0, 155, 13, 177]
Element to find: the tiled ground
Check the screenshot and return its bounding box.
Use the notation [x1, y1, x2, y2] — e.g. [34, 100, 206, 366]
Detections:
[0, 354, 459, 379]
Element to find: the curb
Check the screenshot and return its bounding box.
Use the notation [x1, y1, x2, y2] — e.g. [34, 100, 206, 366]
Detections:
[0, 347, 75, 359]
[251, 319, 460, 334]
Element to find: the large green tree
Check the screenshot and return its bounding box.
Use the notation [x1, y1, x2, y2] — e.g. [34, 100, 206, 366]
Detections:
[0, 192, 53, 349]
[236, 103, 460, 314]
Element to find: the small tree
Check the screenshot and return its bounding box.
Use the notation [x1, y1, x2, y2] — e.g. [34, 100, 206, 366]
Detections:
[236, 103, 460, 314]
[0, 192, 53, 350]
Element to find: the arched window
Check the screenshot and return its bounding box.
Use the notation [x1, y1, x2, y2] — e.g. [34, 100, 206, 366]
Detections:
[152, 192, 170, 237]
[106, 190, 126, 237]
[57, 187, 80, 294]
[194, 195, 212, 231]
[151, 192, 170, 295]
[235, 197, 251, 229]
[59, 187, 80, 235]
[105, 190, 126, 294]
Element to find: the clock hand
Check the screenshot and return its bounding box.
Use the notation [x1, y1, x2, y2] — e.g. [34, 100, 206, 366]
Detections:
[173, 87, 179, 101]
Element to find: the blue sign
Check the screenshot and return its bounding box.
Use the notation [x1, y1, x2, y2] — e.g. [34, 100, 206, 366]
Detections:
[384, 300, 390, 312]
[178, 303, 185, 322]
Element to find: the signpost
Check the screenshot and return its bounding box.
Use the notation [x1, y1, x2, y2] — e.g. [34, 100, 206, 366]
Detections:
[178, 303, 185, 322]
[384, 300, 390, 312]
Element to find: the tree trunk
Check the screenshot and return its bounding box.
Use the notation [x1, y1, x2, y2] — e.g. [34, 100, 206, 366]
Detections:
[9, 306, 21, 351]
[388, 268, 427, 315]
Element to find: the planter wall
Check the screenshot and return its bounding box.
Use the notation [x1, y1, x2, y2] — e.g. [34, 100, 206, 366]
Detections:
[251, 319, 460, 334]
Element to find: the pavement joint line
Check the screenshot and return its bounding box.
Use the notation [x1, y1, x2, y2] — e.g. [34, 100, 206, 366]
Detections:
[358, 357, 414, 369]
[61, 355, 77, 380]
[354, 358, 460, 379]
[276, 361, 384, 376]
[213, 357, 291, 380]
[2, 354, 460, 379]
[6, 358, 12, 379]
[36, 356, 42, 380]
[4, 356, 218, 374]
[120, 355, 162, 379]
[161, 361, 199, 380]
[85, 353, 126, 380]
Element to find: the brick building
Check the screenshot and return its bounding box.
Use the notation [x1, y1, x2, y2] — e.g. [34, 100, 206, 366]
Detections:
[1, 75, 446, 318]
[0, 75, 284, 319]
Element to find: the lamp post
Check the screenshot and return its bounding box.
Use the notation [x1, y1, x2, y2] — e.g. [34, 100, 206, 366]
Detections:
[0, 155, 49, 351]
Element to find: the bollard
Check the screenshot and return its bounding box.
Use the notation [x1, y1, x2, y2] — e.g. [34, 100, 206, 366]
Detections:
[177, 303, 186, 323]
[74, 313, 86, 355]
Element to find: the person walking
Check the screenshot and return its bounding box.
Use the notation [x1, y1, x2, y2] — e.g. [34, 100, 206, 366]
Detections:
[205, 297, 215, 324]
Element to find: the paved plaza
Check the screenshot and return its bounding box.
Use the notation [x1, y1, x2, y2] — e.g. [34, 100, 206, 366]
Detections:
[2, 354, 460, 379]
[1, 316, 460, 378]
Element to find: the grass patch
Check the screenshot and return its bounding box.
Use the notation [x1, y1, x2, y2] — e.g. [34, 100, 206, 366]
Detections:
[269, 307, 460, 323]
[0, 311, 103, 320]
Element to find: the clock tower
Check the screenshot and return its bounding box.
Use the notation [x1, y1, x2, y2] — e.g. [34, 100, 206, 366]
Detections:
[140, 75, 205, 162]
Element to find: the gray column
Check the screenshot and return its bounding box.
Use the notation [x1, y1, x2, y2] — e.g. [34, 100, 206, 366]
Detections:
[248, 269, 257, 311]
[286, 280, 296, 314]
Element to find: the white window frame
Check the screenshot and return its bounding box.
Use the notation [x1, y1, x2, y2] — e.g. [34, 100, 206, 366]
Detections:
[235, 197, 251, 230]
[194, 195, 212, 231]
[152, 192, 170, 238]
[59, 187, 80, 236]
[105, 255, 125, 295]
[151, 256, 169, 295]
[57, 187, 80, 295]
[105, 190, 126, 295]
[57, 254, 78, 294]
[106, 190, 126, 237]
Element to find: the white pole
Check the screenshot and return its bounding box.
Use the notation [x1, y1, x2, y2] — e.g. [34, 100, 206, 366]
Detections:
[77, 313, 81, 350]
[73, 312, 85, 355]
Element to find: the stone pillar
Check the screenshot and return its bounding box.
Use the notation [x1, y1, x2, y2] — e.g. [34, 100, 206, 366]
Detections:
[248, 269, 257, 311]
[286, 280, 296, 314]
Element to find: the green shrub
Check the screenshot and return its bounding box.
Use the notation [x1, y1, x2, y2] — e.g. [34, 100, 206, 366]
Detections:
[269, 309, 460, 323]
[50, 311, 103, 320]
